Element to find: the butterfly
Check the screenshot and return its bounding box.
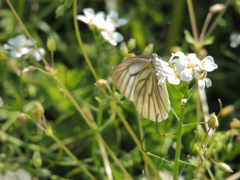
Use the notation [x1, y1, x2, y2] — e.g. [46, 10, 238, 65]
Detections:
[112, 53, 170, 122]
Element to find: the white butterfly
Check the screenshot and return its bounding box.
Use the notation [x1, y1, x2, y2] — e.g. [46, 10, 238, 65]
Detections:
[112, 53, 170, 122]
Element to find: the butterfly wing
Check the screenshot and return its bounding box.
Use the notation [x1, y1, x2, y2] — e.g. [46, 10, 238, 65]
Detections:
[112, 56, 149, 101]
[133, 63, 170, 122]
[112, 56, 170, 122]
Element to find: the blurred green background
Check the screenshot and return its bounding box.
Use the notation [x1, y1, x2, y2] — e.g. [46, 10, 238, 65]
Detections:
[0, 0, 240, 179]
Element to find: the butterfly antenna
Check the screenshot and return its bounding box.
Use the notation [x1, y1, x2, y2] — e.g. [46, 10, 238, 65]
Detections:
[128, 50, 150, 56]
[157, 22, 170, 43]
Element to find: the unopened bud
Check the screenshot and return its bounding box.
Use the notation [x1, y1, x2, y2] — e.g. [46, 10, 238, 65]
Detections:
[120, 42, 128, 56]
[0, 97, 4, 107]
[128, 38, 136, 50]
[32, 101, 45, 120]
[181, 99, 188, 105]
[37, 168, 51, 177]
[220, 105, 234, 117]
[210, 4, 225, 14]
[227, 143, 233, 152]
[217, 162, 233, 173]
[208, 113, 219, 129]
[33, 151, 42, 168]
[169, 46, 182, 53]
[143, 43, 154, 54]
[19, 113, 30, 126]
[95, 79, 108, 87]
[47, 36, 56, 52]
[198, 48, 207, 59]
[127, 53, 136, 58]
[22, 66, 36, 73]
[230, 118, 240, 129]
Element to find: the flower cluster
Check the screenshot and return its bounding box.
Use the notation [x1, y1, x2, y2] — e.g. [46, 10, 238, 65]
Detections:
[155, 51, 218, 89]
[77, 8, 128, 46]
[3, 34, 45, 61]
[230, 32, 240, 48]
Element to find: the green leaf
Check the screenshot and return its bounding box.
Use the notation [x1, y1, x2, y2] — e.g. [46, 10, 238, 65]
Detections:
[184, 30, 195, 44]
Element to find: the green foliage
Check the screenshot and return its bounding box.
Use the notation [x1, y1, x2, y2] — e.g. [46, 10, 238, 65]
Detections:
[0, 0, 240, 179]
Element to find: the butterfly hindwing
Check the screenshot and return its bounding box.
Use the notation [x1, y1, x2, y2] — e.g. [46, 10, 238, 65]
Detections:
[133, 64, 170, 121]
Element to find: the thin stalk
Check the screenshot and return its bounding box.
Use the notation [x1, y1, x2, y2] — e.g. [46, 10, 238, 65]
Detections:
[200, 153, 215, 180]
[173, 102, 187, 180]
[47, 131, 96, 180]
[205, 0, 231, 39]
[113, 105, 160, 179]
[199, 12, 212, 42]
[186, 0, 198, 41]
[73, 0, 99, 81]
[137, 115, 150, 178]
[53, 76, 113, 179]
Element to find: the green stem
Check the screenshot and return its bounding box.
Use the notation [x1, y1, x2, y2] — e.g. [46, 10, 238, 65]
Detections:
[173, 101, 187, 180]
[73, 0, 99, 81]
[47, 131, 96, 180]
[113, 105, 160, 179]
[200, 153, 215, 180]
[186, 0, 198, 41]
[205, 0, 231, 39]
[199, 12, 212, 42]
[166, 0, 185, 50]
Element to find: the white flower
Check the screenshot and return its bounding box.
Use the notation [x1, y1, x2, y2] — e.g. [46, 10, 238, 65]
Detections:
[101, 30, 123, 46]
[155, 51, 218, 89]
[28, 47, 46, 61]
[0, 169, 31, 180]
[230, 32, 240, 48]
[172, 52, 201, 82]
[77, 8, 106, 29]
[3, 34, 32, 58]
[194, 71, 212, 89]
[155, 57, 181, 85]
[200, 56, 218, 72]
[3, 34, 45, 61]
[106, 10, 128, 28]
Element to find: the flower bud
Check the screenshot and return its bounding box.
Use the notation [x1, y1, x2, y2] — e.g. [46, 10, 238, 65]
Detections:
[230, 118, 240, 129]
[37, 168, 51, 177]
[181, 99, 188, 105]
[32, 151, 42, 168]
[0, 97, 4, 107]
[47, 36, 56, 52]
[220, 105, 234, 117]
[18, 113, 30, 126]
[120, 42, 128, 56]
[127, 53, 136, 58]
[95, 79, 108, 87]
[32, 101, 45, 120]
[22, 66, 36, 73]
[198, 48, 207, 59]
[208, 113, 219, 129]
[128, 38, 136, 50]
[210, 4, 225, 14]
[216, 162, 233, 173]
[227, 143, 233, 152]
[169, 46, 181, 53]
[143, 43, 153, 54]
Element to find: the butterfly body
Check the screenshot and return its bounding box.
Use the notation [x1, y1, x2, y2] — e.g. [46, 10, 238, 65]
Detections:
[112, 54, 170, 122]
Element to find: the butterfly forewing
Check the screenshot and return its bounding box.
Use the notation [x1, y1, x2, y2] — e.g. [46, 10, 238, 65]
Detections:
[112, 55, 170, 122]
[112, 57, 148, 101]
